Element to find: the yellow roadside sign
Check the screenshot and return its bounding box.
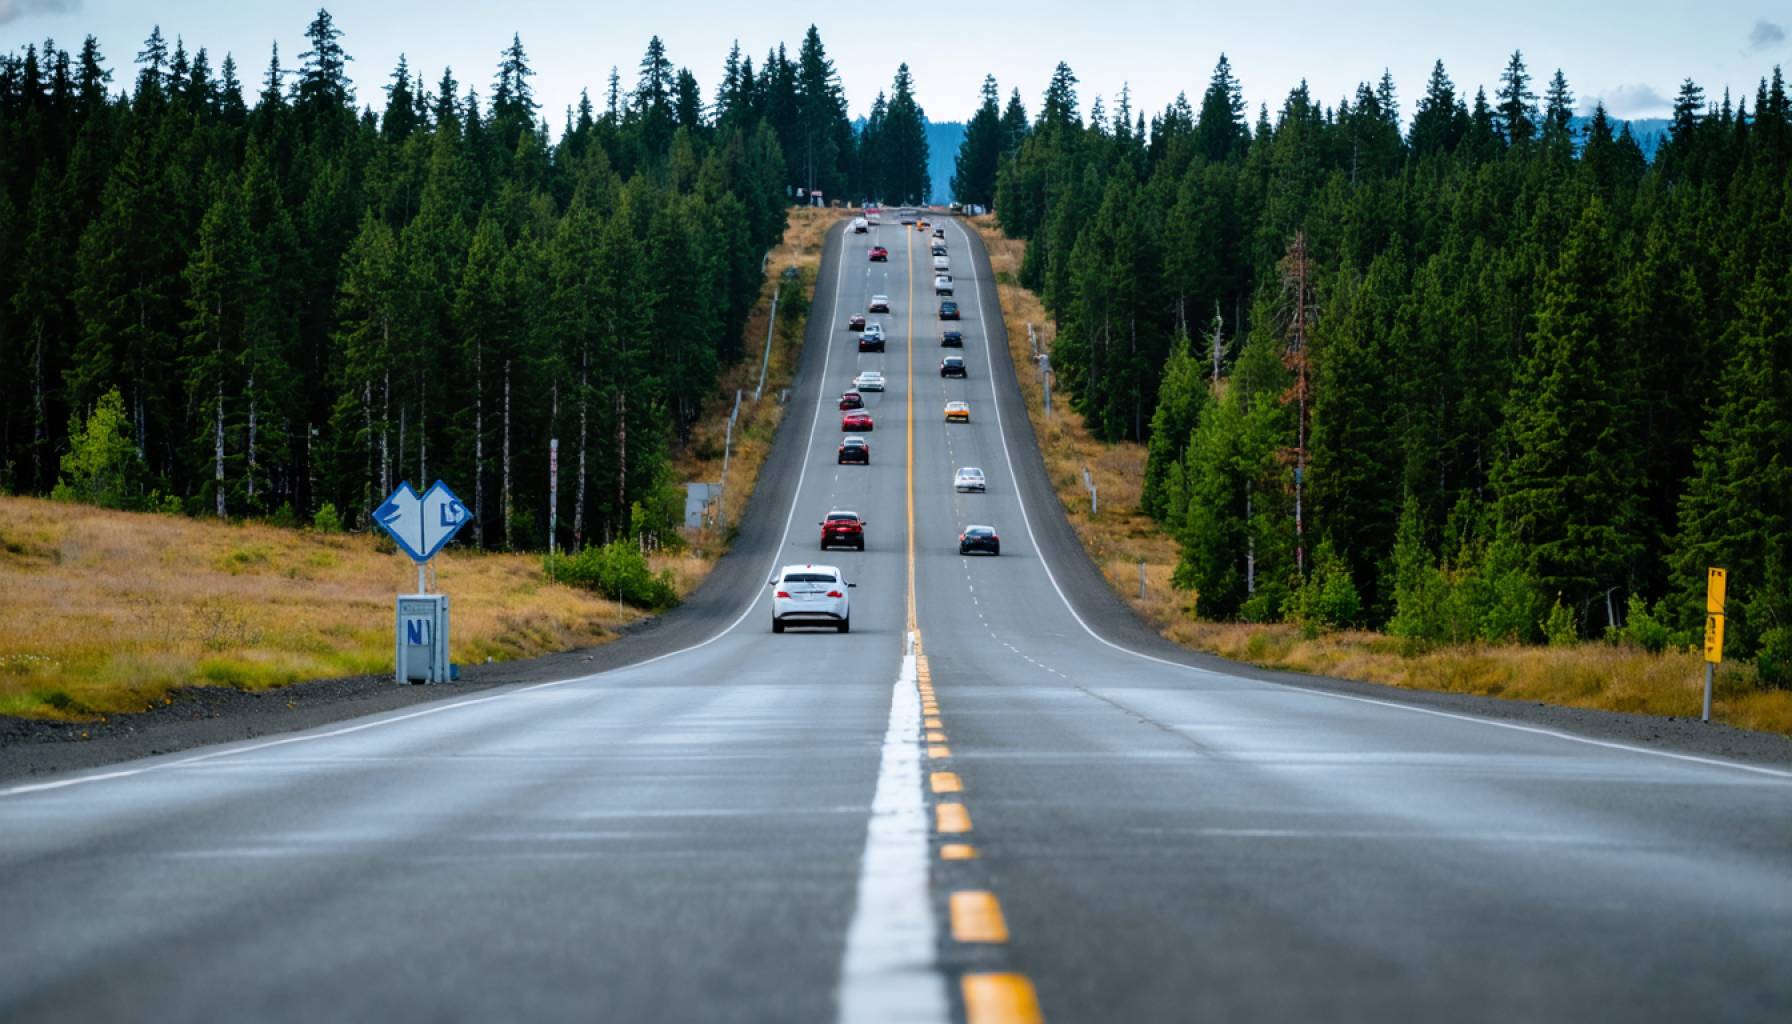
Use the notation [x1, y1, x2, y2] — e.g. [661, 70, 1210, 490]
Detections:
[1704, 613, 1725, 664]
[1706, 567, 1727, 614]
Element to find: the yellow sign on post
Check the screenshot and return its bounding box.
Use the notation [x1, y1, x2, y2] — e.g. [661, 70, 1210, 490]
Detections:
[1704, 613, 1725, 664]
[1707, 567, 1727, 614]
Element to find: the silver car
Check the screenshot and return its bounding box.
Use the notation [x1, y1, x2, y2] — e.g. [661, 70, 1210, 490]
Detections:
[770, 564, 854, 633]
[954, 467, 986, 492]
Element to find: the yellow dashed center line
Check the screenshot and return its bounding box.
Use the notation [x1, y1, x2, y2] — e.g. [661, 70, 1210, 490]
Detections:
[936, 802, 972, 833]
[950, 891, 1010, 943]
[963, 973, 1044, 1024]
[941, 843, 979, 860]
[927, 744, 952, 759]
[925, 717, 943, 729]
[930, 771, 963, 794]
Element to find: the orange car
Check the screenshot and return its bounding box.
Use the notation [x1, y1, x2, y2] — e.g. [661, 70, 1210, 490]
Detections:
[944, 401, 970, 423]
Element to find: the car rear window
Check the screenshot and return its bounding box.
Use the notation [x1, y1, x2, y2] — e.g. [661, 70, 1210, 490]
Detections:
[966, 527, 993, 536]
[828, 514, 858, 521]
[784, 573, 838, 583]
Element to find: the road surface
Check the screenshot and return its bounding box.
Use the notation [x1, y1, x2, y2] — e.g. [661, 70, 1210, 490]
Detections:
[2, 214, 1788, 1023]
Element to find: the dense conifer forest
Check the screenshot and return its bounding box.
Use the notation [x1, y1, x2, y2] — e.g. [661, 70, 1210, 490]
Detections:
[0, 11, 939, 550]
[965, 55, 1792, 676]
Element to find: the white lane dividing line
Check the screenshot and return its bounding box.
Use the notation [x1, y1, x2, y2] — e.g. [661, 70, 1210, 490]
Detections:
[836, 631, 948, 1024]
[947, 217, 1792, 784]
[1, 221, 865, 801]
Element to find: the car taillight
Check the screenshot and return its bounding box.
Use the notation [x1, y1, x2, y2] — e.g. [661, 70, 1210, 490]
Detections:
[826, 590, 844, 598]
[776, 590, 790, 598]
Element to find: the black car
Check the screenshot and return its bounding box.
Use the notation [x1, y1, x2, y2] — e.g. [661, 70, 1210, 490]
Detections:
[837, 436, 870, 465]
[941, 330, 963, 347]
[959, 524, 1000, 556]
[859, 333, 885, 353]
[939, 300, 960, 320]
[940, 355, 966, 378]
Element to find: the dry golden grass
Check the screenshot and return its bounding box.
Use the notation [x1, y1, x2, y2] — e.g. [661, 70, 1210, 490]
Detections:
[671, 207, 842, 552]
[0, 495, 644, 720]
[967, 217, 1792, 739]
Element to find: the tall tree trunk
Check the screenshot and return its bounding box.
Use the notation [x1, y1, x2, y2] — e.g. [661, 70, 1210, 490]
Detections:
[474, 340, 484, 548]
[616, 390, 627, 533]
[418, 372, 427, 484]
[502, 359, 513, 551]
[380, 368, 391, 497]
[214, 381, 226, 518]
[363, 379, 374, 518]
[32, 322, 46, 489]
[246, 369, 257, 505]
[574, 347, 588, 548]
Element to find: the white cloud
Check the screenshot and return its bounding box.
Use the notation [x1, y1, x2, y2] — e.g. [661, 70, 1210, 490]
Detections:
[0, 0, 78, 26]
[1585, 83, 1671, 119]
[1748, 20, 1786, 52]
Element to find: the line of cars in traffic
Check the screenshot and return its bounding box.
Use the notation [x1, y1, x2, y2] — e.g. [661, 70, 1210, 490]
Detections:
[773, 215, 1000, 633]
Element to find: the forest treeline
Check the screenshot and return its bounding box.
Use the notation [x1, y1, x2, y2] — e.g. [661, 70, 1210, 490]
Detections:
[972, 54, 1792, 678]
[0, 11, 935, 550]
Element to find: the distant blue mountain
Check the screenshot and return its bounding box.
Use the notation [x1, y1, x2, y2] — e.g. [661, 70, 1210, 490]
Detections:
[1571, 116, 1670, 159]
[851, 117, 966, 204]
[926, 121, 965, 203]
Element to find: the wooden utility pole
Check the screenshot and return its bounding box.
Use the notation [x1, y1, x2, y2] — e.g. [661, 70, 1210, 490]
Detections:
[1280, 231, 1316, 578]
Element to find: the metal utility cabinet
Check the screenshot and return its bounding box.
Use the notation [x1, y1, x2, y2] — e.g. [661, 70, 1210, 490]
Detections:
[395, 593, 451, 684]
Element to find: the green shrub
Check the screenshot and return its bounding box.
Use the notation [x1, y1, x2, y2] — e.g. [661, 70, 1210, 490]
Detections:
[56, 388, 143, 509]
[1757, 627, 1792, 689]
[544, 541, 678, 610]
[1612, 593, 1673, 653]
[1284, 542, 1361, 632]
[268, 501, 300, 529]
[312, 502, 344, 533]
[1543, 596, 1578, 648]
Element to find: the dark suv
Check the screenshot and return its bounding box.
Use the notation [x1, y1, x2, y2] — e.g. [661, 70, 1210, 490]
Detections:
[941, 330, 964, 347]
[940, 355, 967, 378]
[821, 511, 867, 551]
[939, 300, 960, 320]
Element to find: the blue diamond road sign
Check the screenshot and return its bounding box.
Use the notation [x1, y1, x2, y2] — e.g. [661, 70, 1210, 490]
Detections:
[375, 480, 472, 563]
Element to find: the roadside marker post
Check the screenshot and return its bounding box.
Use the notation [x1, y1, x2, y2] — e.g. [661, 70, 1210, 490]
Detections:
[375, 480, 472, 684]
[1703, 567, 1726, 722]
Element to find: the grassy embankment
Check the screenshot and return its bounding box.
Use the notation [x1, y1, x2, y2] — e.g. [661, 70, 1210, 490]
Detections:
[0, 208, 839, 722]
[968, 215, 1792, 737]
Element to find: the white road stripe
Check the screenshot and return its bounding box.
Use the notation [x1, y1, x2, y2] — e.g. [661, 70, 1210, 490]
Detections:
[835, 632, 947, 1023]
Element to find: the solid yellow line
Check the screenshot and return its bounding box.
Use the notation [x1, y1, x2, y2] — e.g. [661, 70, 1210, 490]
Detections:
[936, 802, 972, 833]
[925, 717, 944, 729]
[941, 843, 979, 860]
[950, 891, 1010, 943]
[931, 771, 962, 793]
[962, 973, 1044, 1024]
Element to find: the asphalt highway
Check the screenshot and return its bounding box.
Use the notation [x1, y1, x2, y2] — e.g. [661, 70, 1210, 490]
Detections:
[1, 214, 1788, 1024]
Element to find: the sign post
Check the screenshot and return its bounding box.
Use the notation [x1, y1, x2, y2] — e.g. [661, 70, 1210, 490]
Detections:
[1702, 567, 1726, 722]
[375, 480, 472, 683]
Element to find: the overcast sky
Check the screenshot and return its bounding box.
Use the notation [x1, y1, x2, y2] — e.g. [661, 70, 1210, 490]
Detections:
[4, 1, 1789, 127]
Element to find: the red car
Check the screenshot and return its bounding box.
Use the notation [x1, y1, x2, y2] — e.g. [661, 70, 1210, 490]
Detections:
[847, 314, 866, 331]
[839, 389, 864, 410]
[869, 246, 889, 262]
[820, 510, 867, 551]
[842, 410, 874, 431]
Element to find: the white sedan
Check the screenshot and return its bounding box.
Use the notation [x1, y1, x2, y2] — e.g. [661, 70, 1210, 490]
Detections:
[954, 467, 986, 492]
[854, 370, 886, 392]
[770, 564, 854, 633]
[868, 294, 890, 313]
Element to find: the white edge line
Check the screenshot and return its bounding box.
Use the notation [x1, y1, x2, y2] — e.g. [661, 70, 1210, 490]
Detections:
[835, 630, 948, 1023]
[949, 217, 1792, 784]
[1, 220, 857, 800]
